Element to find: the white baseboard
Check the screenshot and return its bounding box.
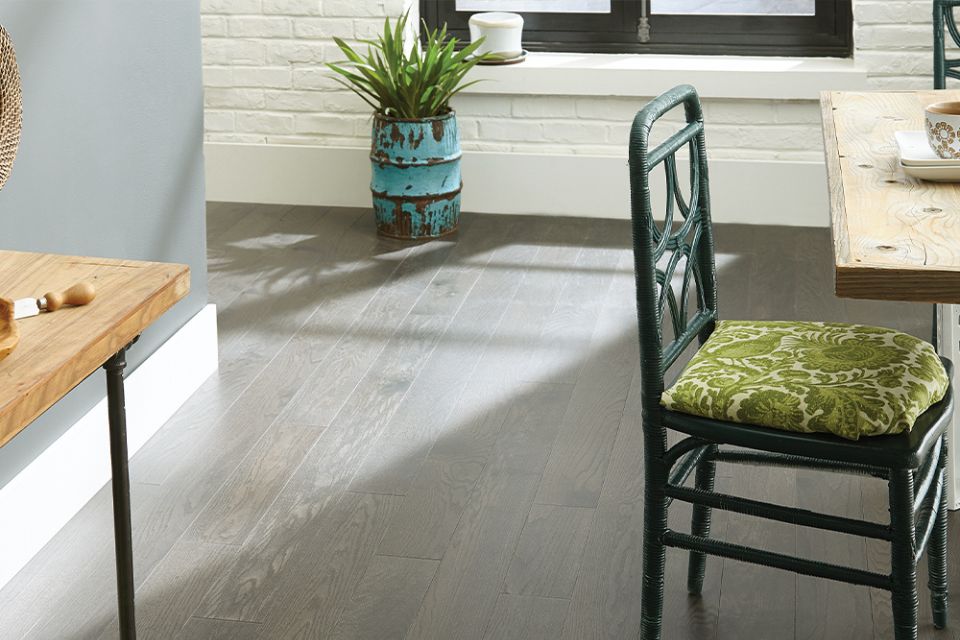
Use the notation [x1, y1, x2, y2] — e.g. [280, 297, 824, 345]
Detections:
[0, 304, 219, 589]
[204, 142, 829, 227]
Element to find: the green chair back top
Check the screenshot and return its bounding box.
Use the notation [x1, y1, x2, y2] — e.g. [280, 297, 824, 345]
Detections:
[934, 0, 960, 88]
[629, 84, 717, 433]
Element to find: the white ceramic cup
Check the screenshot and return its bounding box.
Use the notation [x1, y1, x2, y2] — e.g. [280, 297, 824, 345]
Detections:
[925, 101, 960, 160]
[468, 12, 523, 60]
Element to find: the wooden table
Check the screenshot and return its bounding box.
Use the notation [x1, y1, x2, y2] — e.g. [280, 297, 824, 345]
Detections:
[822, 90, 960, 304]
[0, 251, 189, 639]
[821, 89, 960, 509]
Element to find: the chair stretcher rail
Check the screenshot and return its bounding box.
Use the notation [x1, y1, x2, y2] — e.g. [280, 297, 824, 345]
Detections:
[663, 530, 892, 590]
[664, 483, 893, 541]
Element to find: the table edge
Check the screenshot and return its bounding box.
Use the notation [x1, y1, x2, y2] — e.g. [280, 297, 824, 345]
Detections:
[820, 90, 854, 272]
[0, 262, 190, 448]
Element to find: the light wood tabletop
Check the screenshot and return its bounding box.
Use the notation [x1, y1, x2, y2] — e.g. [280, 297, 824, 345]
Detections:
[0, 251, 189, 448]
[821, 90, 960, 304]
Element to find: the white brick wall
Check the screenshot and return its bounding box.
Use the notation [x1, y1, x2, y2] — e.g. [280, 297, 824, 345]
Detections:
[200, 0, 940, 160]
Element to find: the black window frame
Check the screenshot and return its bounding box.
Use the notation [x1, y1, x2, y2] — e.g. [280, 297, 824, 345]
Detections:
[421, 0, 853, 57]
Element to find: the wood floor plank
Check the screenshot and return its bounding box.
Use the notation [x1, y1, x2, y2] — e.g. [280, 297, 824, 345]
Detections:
[193, 318, 446, 623]
[379, 379, 572, 563]
[375, 380, 513, 559]
[374, 226, 583, 556]
[794, 468, 874, 640]
[277, 242, 460, 428]
[404, 500, 533, 640]
[469, 219, 587, 386]
[534, 303, 637, 509]
[175, 617, 262, 640]
[133, 206, 383, 486]
[256, 493, 403, 639]
[715, 470, 797, 639]
[95, 541, 240, 640]
[522, 224, 621, 385]
[133, 221, 416, 492]
[862, 476, 895, 640]
[662, 498, 726, 640]
[329, 555, 439, 640]
[206, 204, 328, 311]
[184, 419, 326, 545]
[205, 202, 292, 264]
[276, 216, 486, 436]
[503, 504, 594, 599]
[404, 383, 574, 640]
[194, 234, 488, 623]
[482, 594, 570, 640]
[559, 502, 645, 640]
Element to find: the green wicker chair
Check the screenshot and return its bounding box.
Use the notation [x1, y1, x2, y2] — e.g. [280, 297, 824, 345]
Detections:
[935, 0, 960, 89]
[630, 85, 954, 640]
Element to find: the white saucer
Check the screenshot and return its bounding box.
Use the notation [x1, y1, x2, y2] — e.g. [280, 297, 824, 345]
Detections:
[894, 130, 960, 182]
[476, 50, 528, 66]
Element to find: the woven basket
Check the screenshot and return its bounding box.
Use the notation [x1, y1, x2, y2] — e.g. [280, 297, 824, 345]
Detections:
[0, 26, 21, 192]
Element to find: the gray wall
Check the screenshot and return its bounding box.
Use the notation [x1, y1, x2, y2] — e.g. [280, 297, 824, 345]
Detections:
[0, 1, 208, 486]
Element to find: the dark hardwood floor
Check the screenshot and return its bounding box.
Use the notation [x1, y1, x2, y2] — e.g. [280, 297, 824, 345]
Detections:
[0, 204, 953, 640]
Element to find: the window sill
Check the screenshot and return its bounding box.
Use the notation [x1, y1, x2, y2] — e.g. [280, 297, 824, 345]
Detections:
[462, 52, 868, 101]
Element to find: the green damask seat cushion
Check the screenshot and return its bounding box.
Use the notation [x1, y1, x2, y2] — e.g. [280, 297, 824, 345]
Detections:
[661, 321, 949, 441]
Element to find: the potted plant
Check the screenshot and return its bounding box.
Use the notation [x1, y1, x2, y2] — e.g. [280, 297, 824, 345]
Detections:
[328, 14, 486, 240]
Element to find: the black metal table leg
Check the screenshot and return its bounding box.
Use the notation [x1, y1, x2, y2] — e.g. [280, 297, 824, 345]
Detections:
[104, 347, 136, 640]
[933, 304, 940, 352]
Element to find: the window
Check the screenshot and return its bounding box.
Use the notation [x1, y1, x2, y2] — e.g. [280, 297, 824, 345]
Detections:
[421, 0, 852, 57]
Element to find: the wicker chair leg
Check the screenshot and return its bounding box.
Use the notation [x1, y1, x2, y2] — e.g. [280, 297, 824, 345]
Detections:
[928, 438, 950, 629]
[687, 444, 717, 595]
[641, 459, 669, 640]
[890, 468, 920, 640]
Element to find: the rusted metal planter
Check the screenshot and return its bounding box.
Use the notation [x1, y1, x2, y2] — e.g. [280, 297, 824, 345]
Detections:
[370, 111, 461, 239]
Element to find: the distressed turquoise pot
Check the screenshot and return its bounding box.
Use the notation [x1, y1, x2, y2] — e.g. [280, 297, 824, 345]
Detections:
[370, 111, 461, 239]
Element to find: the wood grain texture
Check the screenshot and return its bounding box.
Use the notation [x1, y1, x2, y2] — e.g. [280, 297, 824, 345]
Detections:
[715, 470, 798, 640]
[375, 380, 512, 560]
[175, 617, 261, 640]
[534, 304, 636, 508]
[255, 492, 403, 639]
[559, 502, 645, 640]
[194, 225, 491, 624]
[184, 419, 326, 545]
[0, 251, 188, 447]
[329, 555, 439, 640]
[96, 540, 239, 640]
[794, 469, 873, 640]
[482, 594, 570, 640]
[822, 89, 960, 303]
[503, 504, 594, 598]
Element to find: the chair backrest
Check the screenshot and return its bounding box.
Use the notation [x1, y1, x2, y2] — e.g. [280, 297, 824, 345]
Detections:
[934, 0, 960, 88]
[629, 85, 718, 438]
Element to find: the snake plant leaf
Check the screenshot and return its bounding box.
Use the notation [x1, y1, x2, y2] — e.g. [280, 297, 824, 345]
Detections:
[325, 10, 488, 119]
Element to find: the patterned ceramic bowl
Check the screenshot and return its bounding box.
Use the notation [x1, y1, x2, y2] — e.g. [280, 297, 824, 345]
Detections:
[925, 102, 960, 160]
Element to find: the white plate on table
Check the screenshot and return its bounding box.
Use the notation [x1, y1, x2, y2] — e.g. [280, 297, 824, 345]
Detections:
[895, 130, 960, 182]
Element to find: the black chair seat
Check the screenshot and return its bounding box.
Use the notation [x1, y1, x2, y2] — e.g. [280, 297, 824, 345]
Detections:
[663, 358, 954, 470]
